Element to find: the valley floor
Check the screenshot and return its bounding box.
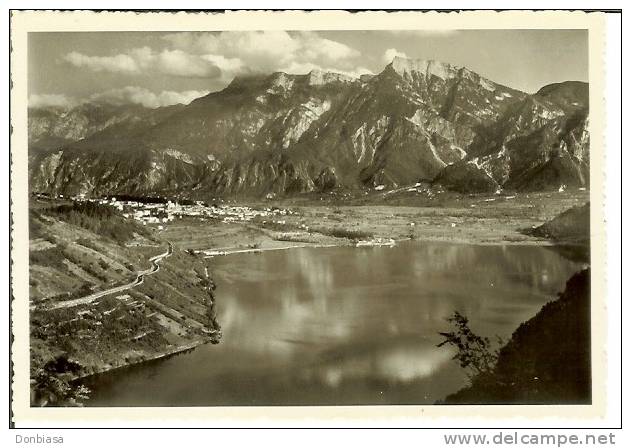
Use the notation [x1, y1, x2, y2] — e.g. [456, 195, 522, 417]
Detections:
[162, 190, 590, 255]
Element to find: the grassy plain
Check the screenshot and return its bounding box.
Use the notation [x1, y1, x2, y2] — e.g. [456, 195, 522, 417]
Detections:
[163, 190, 590, 254]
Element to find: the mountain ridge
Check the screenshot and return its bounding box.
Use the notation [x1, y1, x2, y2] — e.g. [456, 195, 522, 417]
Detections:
[29, 57, 590, 198]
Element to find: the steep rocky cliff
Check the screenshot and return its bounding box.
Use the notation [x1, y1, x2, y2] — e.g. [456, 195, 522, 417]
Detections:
[29, 58, 589, 197]
[434, 81, 589, 193]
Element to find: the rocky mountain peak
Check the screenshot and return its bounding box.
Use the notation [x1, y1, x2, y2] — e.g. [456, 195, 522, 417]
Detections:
[268, 72, 296, 90]
[226, 69, 358, 94]
[306, 69, 356, 86]
[389, 56, 459, 81]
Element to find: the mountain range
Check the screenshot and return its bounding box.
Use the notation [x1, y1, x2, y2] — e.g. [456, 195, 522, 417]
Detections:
[28, 56, 590, 198]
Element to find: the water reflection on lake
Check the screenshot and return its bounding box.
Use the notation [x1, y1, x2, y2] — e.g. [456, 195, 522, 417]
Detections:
[85, 241, 582, 406]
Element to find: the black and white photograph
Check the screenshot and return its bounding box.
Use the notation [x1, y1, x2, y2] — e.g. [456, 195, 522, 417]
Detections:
[8, 9, 620, 431]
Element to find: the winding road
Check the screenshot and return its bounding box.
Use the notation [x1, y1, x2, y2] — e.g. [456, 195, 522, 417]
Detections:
[49, 242, 173, 310]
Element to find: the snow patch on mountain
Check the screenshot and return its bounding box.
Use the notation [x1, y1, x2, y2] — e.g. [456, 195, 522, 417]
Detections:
[426, 138, 447, 167]
[281, 99, 332, 148]
[494, 92, 513, 101]
[404, 114, 448, 167]
[352, 116, 390, 163]
[538, 108, 565, 120]
[466, 145, 511, 184]
[468, 156, 493, 178]
[269, 73, 295, 91]
[452, 144, 467, 160]
[164, 148, 194, 164]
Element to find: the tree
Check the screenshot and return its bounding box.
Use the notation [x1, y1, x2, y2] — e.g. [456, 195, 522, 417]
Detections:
[437, 311, 501, 381]
[31, 355, 90, 407]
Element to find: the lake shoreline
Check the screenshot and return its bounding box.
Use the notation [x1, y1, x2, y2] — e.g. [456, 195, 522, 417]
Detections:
[74, 335, 217, 384]
[196, 235, 563, 258]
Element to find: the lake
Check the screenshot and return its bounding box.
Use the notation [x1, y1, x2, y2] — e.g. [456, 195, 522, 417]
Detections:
[84, 241, 582, 406]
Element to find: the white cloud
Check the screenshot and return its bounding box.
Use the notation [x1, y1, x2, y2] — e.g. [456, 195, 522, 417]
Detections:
[63, 47, 221, 78]
[162, 31, 363, 79]
[383, 48, 408, 63]
[63, 51, 140, 74]
[155, 49, 221, 78]
[61, 31, 366, 83]
[296, 31, 360, 62]
[201, 54, 244, 73]
[163, 31, 301, 64]
[88, 86, 210, 108]
[28, 93, 76, 108]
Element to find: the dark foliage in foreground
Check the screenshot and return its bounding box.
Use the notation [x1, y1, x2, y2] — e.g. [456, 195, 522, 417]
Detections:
[31, 355, 90, 407]
[438, 311, 501, 381]
[439, 269, 591, 404]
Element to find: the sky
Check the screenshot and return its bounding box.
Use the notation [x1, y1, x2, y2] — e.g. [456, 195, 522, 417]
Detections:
[28, 29, 588, 109]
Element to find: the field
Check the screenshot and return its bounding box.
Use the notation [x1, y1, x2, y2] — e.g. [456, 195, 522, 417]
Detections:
[162, 190, 590, 255]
